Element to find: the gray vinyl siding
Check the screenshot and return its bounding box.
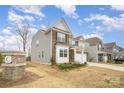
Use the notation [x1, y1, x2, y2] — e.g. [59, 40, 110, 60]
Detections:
[31, 31, 52, 63]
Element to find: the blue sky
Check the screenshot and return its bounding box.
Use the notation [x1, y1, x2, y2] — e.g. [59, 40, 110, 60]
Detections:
[0, 5, 124, 51]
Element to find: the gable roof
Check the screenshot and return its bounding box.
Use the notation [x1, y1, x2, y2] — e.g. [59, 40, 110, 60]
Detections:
[74, 36, 84, 41]
[85, 37, 102, 45]
[104, 42, 124, 51]
[116, 45, 124, 51]
[104, 42, 116, 48]
[46, 18, 72, 35]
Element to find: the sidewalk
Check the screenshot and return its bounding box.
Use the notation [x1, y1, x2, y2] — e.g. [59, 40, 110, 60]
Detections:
[87, 62, 124, 72]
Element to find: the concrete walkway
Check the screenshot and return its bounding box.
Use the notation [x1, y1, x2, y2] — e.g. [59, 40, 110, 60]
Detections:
[87, 62, 124, 72]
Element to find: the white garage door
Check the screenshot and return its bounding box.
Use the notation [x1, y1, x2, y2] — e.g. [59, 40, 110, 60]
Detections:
[75, 53, 83, 63]
[75, 53, 87, 64]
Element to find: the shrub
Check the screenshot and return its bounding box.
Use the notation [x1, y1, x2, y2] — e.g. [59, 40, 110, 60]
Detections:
[0, 53, 3, 65]
[58, 63, 87, 70]
[107, 60, 114, 63]
[114, 61, 123, 64]
[113, 59, 123, 64]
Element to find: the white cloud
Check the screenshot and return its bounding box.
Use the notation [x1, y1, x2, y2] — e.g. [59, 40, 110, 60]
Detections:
[0, 36, 4, 41]
[120, 13, 124, 18]
[8, 10, 24, 23]
[111, 5, 124, 11]
[2, 28, 13, 35]
[55, 5, 79, 19]
[14, 5, 45, 18]
[8, 10, 35, 23]
[84, 33, 103, 39]
[24, 15, 35, 22]
[84, 14, 124, 31]
[29, 27, 38, 36]
[78, 19, 83, 25]
[41, 25, 46, 30]
[0, 42, 3, 48]
[95, 26, 103, 31]
[0, 34, 22, 51]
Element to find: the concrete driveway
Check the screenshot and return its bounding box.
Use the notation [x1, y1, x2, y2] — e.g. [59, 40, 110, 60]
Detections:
[87, 62, 124, 72]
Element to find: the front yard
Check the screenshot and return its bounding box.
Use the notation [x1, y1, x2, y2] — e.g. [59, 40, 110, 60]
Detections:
[0, 62, 124, 88]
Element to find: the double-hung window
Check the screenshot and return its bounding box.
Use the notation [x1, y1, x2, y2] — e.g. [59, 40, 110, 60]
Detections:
[60, 49, 63, 57]
[57, 32, 66, 43]
[64, 49, 67, 57]
[59, 49, 68, 57]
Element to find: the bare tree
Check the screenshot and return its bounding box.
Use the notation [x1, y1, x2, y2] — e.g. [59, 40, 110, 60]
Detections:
[15, 23, 30, 52]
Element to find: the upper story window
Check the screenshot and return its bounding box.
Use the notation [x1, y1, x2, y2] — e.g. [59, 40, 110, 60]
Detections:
[36, 40, 39, 47]
[98, 44, 102, 51]
[57, 32, 66, 43]
[72, 40, 79, 46]
[75, 41, 79, 46]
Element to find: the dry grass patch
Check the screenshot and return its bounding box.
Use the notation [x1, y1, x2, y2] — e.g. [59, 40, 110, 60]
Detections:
[0, 62, 124, 88]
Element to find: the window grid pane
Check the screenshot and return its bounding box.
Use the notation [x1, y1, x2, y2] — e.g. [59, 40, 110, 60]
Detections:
[64, 49, 67, 57]
[60, 49, 63, 57]
[57, 32, 66, 43]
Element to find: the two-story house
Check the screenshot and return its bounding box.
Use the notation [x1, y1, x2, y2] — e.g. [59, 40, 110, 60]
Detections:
[31, 18, 73, 64]
[85, 37, 112, 62]
[104, 42, 124, 59]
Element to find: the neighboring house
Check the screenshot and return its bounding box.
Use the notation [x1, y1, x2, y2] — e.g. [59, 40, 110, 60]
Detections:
[70, 36, 88, 63]
[115, 51, 124, 59]
[85, 37, 112, 62]
[31, 18, 73, 64]
[104, 42, 124, 59]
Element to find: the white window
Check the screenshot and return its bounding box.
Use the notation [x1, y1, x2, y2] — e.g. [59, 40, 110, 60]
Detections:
[98, 44, 102, 50]
[36, 40, 39, 47]
[60, 49, 63, 57]
[64, 49, 67, 57]
[57, 32, 66, 43]
[75, 41, 78, 46]
[59, 49, 68, 57]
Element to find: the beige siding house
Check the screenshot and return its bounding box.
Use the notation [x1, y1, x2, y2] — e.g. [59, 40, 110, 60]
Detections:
[104, 42, 124, 59]
[85, 37, 112, 62]
[31, 18, 73, 63]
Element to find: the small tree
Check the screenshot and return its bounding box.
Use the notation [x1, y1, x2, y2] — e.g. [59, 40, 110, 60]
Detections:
[0, 53, 3, 65]
[15, 23, 30, 52]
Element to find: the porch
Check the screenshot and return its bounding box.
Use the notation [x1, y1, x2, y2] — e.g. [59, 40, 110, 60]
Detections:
[98, 51, 112, 62]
